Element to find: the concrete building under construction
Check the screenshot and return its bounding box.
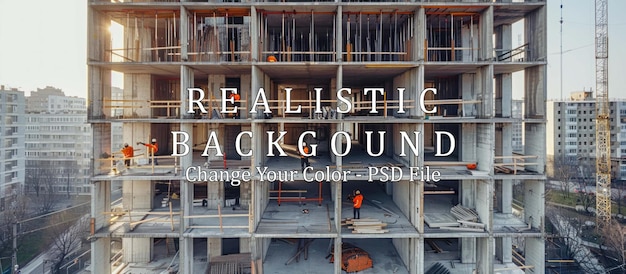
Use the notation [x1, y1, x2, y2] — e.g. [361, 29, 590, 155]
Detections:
[87, 0, 547, 273]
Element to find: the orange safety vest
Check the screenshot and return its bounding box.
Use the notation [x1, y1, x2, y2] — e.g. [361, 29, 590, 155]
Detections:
[301, 146, 310, 158]
[144, 143, 158, 154]
[121, 146, 134, 158]
[353, 194, 363, 209]
[230, 93, 241, 101]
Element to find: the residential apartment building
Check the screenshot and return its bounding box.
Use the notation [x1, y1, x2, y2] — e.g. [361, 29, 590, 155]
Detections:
[24, 87, 92, 195]
[88, 1, 547, 273]
[547, 91, 626, 182]
[0, 86, 25, 212]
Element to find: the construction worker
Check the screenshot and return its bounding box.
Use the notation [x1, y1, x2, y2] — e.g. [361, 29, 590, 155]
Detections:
[300, 142, 310, 171]
[229, 90, 241, 119]
[120, 143, 134, 167]
[137, 138, 158, 165]
[352, 190, 363, 219]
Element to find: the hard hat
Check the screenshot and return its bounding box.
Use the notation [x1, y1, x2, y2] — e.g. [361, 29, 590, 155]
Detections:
[267, 55, 277, 62]
[151, 138, 157, 143]
[303, 142, 307, 146]
[124, 143, 128, 147]
[232, 90, 238, 94]
[355, 190, 360, 194]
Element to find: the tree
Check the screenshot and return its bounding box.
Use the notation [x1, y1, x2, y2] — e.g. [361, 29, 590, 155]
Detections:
[26, 168, 60, 213]
[546, 206, 605, 273]
[0, 189, 28, 271]
[46, 212, 89, 274]
[553, 156, 577, 198]
[39, 177, 60, 214]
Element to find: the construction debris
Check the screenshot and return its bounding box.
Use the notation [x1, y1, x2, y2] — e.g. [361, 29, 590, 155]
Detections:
[425, 205, 485, 232]
[450, 204, 480, 222]
[425, 262, 452, 274]
[341, 218, 388, 234]
[285, 239, 314, 265]
[328, 243, 373, 273]
[209, 253, 251, 274]
[425, 239, 446, 253]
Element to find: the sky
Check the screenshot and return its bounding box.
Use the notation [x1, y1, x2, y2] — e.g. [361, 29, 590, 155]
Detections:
[0, 0, 625, 99]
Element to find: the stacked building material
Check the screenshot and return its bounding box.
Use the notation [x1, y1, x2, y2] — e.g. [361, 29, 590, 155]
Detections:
[341, 218, 388, 234]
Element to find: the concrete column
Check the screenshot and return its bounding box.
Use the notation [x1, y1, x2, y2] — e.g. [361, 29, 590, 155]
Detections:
[524, 237, 545, 274]
[90, 180, 111, 274]
[525, 5, 547, 62]
[87, 9, 111, 62]
[207, 238, 222, 259]
[495, 73, 512, 117]
[460, 74, 476, 117]
[180, 7, 188, 61]
[333, 62, 343, 274]
[122, 180, 153, 211]
[479, 7, 493, 61]
[415, 8, 425, 61]
[475, 237, 493, 274]
[206, 182, 223, 209]
[495, 23, 512, 119]
[496, 237, 512, 263]
[181, 65, 194, 118]
[180, 237, 194, 273]
[180, 123, 193, 227]
[240, 180, 251, 208]
[91, 181, 111, 230]
[241, 74, 251, 119]
[475, 180, 492, 223]
[333, 237, 342, 274]
[123, 238, 152, 263]
[240, 237, 251, 253]
[335, 6, 342, 62]
[90, 238, 111, 273]
[525, 124, 546, 173]
[460, 121, 477, 262]
[88, 67, 112, 119]
[460, 178, 476, 263]
[251, 66, 264, 119]
[524, 5, 547, 119]
[250, 6, 259, 62]
[123, 74, 152, 118]
[478, 66, 494, 119]
[416, 238, 424, 274]
[524, 180, 544, 230]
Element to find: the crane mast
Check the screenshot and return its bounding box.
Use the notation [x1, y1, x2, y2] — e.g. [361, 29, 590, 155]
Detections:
[594, 0, 611, 231]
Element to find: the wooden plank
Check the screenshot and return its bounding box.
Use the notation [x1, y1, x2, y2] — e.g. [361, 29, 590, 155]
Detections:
[439, 226, 483, 232]
[352, 229, 388, 234]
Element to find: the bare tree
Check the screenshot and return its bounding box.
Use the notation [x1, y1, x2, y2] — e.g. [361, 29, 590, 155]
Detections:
[26, 169, 60, 213]
[25, 168, 47, 197]
[0, 189, 29, 269]
[46, 212, 89, 274]
[553, 156, 577, 198]
[598, 220, 626, 271]
[39, 177, 60, 214]
[546, 206, 604, 273]
[615, 186, 625, 215]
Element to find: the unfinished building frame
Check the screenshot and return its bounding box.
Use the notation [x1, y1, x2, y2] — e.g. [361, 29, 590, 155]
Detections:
[88, 0, 546, 273]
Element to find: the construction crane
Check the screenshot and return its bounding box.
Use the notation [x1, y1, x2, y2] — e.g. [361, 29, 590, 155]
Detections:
[594, 0, 611, 232]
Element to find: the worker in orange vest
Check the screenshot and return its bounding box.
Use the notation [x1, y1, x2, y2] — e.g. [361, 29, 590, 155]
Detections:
[352, 190, 363, 219]
[229, 90, 241, 119]
[138, 138, 159, 165]
[120, 143, 134, 167]
[300, 142, 311, 171]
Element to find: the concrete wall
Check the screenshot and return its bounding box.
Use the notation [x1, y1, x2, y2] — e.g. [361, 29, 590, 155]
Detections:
[123, 238, 152, 263]
[123, 74, 152, 118]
